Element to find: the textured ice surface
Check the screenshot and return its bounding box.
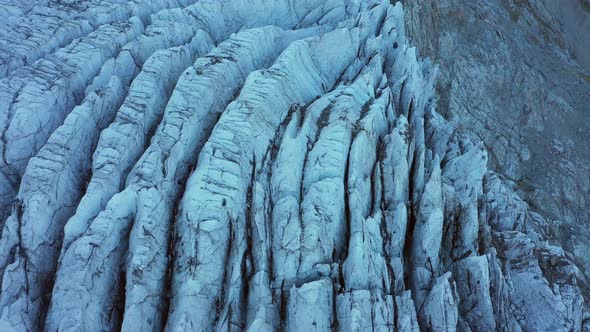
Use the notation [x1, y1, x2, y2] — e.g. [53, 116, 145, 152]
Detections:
[0, 0, 586, 331]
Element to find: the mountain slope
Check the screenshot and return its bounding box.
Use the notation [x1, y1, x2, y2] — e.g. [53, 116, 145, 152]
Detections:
[403, 0, 590, 301]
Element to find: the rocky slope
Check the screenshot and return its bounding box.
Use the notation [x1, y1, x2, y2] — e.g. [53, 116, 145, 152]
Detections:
[0, 0, 587, 331]
[402, 0, 590, 304]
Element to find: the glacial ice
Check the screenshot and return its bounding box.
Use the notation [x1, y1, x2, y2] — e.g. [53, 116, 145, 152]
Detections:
[0, 0, 586, 331]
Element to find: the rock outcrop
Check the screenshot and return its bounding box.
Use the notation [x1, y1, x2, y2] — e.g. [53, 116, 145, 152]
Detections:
[403, 0, 590, 294]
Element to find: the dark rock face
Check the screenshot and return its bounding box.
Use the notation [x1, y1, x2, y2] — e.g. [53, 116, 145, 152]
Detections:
[403, 0, 590, 298]
[0, 0, 587, 331]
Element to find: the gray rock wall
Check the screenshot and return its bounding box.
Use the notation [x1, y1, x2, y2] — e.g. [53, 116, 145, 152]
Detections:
[403, 0, 590, 302]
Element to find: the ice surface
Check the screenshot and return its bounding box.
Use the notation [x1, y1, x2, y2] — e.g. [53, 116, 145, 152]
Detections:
[0, 0, 585, 331]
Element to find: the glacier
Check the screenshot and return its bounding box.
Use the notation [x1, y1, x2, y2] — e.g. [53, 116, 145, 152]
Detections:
[0, 0, 587, 331]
